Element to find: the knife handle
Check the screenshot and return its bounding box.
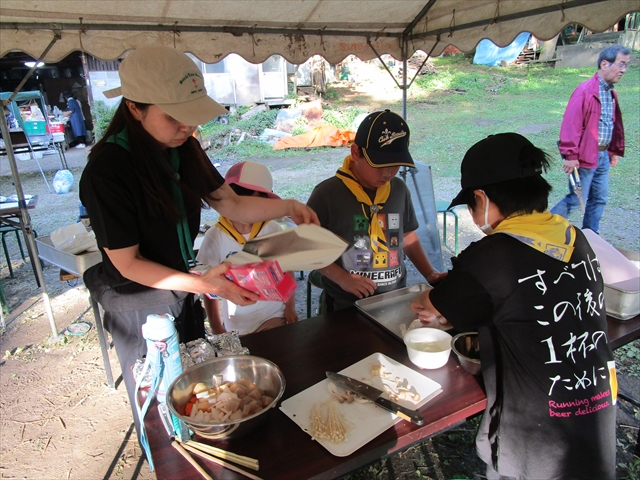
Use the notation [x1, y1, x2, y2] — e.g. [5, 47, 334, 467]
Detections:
[374, 397, 424, 426]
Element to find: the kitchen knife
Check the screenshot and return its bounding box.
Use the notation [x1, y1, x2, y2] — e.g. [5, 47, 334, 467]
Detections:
[326, 371, 424, 426]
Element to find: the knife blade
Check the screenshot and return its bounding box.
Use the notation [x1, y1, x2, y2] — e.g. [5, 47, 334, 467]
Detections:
[326, 371, 424, 426]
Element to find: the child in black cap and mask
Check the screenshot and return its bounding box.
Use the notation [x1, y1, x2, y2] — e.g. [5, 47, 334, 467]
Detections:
[307, 110, 445, 313]
[411, 133, 616, 480]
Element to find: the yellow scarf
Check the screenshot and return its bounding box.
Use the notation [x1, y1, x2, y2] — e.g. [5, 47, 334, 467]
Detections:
[336, 155, 391, 252]
[493, 211, 576, 262]
[216, 216, 266, 245]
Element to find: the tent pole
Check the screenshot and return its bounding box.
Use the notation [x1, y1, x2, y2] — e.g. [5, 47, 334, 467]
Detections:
[402, 41, 408, 120]
[2, 116, 64, 342]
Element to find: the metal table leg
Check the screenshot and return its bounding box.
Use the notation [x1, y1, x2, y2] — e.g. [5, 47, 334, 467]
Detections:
[55, 142, 68, 170]
[90, 296, 114, 389]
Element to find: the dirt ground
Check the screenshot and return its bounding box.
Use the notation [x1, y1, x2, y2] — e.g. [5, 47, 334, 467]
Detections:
[1, 131, 639, 479]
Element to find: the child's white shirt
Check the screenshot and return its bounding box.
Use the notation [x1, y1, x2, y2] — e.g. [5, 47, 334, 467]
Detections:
[196, 221, 286, 334]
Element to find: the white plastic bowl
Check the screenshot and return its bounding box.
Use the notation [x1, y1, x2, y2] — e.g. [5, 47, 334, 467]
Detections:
[403, 328, 452, 370]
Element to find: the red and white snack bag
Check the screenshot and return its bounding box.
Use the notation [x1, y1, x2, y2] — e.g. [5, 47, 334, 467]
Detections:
[223, 260, 297, 302]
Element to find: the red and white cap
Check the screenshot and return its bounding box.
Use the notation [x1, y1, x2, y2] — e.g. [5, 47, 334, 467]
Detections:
[225, 161, 280, 199]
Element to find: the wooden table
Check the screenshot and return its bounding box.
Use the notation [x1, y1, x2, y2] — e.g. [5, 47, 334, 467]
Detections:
[0, 194, 38, 219]
[607, 314, 640, 350]
[146, 308, 640, 480]
[147, 307, 487, 480]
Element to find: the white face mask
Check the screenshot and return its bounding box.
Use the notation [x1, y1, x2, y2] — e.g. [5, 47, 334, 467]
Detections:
[469, 190, 494, 235]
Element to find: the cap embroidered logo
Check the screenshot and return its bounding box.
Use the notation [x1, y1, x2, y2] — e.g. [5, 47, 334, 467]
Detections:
[379, 128, 407, 147]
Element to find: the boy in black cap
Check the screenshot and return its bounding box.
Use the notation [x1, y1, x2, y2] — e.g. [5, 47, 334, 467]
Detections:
[307, 110, 444, 312]
[411, 133, 616, 479]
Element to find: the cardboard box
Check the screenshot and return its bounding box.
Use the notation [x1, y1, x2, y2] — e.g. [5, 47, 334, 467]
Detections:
[227, 224, 349, 272]
[224, 260, 297, 302]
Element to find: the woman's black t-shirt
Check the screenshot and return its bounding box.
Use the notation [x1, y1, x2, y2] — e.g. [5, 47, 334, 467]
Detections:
[79, 141, 224, 311]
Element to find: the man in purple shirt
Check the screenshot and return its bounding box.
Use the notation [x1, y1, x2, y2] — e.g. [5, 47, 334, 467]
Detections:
[550, 44, 630, 233]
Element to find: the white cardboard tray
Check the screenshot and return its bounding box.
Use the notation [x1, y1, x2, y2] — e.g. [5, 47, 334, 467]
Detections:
[279, 352, 442, 457]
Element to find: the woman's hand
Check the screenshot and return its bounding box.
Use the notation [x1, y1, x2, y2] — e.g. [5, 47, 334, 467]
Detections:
[201, 262, 260, 306]
[287, 199, 320, 226]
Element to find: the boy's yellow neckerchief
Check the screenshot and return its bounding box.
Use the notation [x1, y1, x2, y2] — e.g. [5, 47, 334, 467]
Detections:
[336, 155, 390, 252]
[216, 216, 266, 245]
[493, 211, 576, 262]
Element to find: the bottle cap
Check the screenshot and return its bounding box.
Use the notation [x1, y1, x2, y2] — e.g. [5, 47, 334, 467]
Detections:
[142, 313, 176, 341]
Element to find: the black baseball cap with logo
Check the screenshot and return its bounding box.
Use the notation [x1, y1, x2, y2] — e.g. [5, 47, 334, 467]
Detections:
[449, 132, 544, 208]
[354, 110, 414, 168]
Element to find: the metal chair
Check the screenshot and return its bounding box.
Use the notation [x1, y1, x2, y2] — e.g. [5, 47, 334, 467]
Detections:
[0, 278, 9, 328]
[1, 224, 26, 278]
[435, 201, 459, 255]
[306, 270, 324, 318]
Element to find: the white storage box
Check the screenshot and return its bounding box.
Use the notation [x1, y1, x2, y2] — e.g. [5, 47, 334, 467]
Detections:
[36, 236, 101, 276]
[604, 247, 640, 320]
[583, 229, 640, 320]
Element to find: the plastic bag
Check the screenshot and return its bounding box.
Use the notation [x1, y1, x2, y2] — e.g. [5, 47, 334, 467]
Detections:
[50, 223, 98, 254]
[52, 169, 74, 194]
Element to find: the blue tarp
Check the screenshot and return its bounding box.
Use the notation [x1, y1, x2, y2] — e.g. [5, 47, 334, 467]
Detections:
[473, 32, 531, 66]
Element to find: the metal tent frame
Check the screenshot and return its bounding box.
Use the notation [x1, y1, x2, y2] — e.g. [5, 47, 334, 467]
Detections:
[0, 0, 636, 354]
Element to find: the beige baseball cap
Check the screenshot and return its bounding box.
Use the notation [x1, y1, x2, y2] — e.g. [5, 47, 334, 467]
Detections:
[104, 45, 227, 126]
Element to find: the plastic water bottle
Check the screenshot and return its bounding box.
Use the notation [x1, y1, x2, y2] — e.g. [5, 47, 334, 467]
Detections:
[78, 203, 90, 228]
[141, 314, 183, 403]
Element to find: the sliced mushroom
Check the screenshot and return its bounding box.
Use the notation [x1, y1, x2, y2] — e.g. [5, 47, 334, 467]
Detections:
[327, 382, 349, 403]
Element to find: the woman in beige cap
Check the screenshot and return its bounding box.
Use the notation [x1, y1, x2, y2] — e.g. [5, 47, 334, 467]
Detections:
[79, 45, 317, 441]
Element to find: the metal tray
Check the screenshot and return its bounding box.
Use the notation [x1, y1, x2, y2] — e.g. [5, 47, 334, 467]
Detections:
[356, 284, 451, 340]
[35, 236, 102, 276]
[604, 248, 640, 321]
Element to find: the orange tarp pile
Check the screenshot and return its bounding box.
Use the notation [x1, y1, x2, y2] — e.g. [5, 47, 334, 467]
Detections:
[273, 125, 355, 150]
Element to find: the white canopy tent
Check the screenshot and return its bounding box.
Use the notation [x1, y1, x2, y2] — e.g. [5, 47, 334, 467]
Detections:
[1, 0, 637, 343]
[1, 0, 637, 64]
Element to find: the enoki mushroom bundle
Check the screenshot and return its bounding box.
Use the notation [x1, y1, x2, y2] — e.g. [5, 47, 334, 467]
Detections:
[310, 401, 353, 443]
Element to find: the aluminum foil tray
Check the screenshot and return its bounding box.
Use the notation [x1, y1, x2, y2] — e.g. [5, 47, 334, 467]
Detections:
[36, 236, 101, 276]
[355, 284, 450, 340]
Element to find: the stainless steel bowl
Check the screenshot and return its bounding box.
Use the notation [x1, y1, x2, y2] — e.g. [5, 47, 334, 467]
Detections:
[451, 332, 482, 375]
[167, 355, 285, 439]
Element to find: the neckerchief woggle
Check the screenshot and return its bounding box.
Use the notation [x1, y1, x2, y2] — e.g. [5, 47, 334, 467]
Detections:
[216, 216, 266, 245]
[492, 211, 576, 262]
[107, 129, 196, 270]
[336, 154, 390, 252]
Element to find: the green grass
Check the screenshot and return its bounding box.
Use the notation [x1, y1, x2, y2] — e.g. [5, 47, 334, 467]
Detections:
[408, 57, 640, 213]
[203, 55, 639, 241]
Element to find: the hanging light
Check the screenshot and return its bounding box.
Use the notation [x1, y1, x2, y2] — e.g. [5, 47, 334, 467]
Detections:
[24, 61, 45, 68]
